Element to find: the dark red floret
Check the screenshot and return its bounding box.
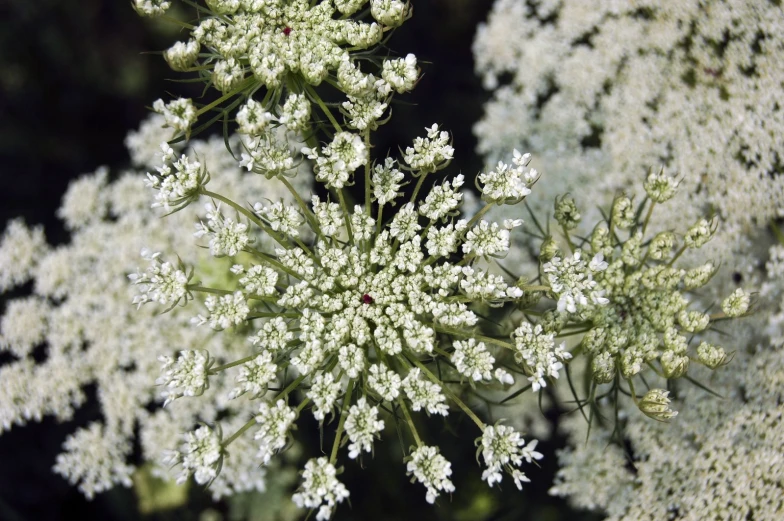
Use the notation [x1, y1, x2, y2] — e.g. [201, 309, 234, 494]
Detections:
[362, 294, 374, 305]
[283, 26, 292, 36]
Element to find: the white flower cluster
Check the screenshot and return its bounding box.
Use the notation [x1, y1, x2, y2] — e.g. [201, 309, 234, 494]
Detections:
[479, 424, 542, 489]
[406, 445, 455, 504]
[474, 0, 784, 269]
[291, 457, 350, 521]
[0, 115, 313, 500]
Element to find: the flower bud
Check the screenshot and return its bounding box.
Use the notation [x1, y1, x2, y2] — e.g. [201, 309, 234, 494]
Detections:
[133, 0, 171, 17]
[371, 0, 410, 27]
[164, 40, 201, 72]
[592, 352, 615, 384]
[684, 262, 716, 289]
[621, 231, 643, 267]
[648, 232, 676, 260]
[643, 170, 678, 203]
[678, 310, 710, 332]
[660, 351, 689, 378]
[206, 0, 240, 14]
[663, 327, 688, 354]
[721, 288, 750, 317]
[554, 195, 581, 230]
[611, 196, 635, 229]
[590, 223, 613, 257]
[697, 342, 728, 369]
[582, 327, 607, 354]
[539, 236, 559, 263]
[638, 389, 678, 421]
[539, 310, 567, 334]
[684, 217, 717, 248]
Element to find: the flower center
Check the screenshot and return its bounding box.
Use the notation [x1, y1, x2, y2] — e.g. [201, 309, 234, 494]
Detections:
[283, 27, 292, 36]
[362, 294, 374, 305]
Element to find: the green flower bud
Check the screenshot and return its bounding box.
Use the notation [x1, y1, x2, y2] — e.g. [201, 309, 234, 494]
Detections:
[678, 309, 710, 332]
[582, 327, 607, 354]
[721, 288, 750, 317]
[697, 342, 728, 369]
[648, 231, 676, 260]
[638, 389, 678, 421]
[660, 351, 689, 378]
[590, 222, 613, 257]
[611, 196, 635, 229]
[684, 262, 716, 290]
[554, 194, 581, 230]
[539, 236, 560, 263]
[206, 0, 240, 14]
[592, 352, 615, 384]
[684, 217, 718, 248]
[643, 169, 678, 203]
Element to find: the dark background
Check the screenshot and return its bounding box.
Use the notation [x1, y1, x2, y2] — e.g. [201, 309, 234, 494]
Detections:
[0, 2, 601, 520]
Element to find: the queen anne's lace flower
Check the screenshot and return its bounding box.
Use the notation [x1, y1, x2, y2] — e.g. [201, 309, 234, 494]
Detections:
[153, 98, 196, 137]
[292, 458, 350, 521]
[157, 350, 211, 406]
[406, 445, 455, 504]
[345, 397, 384, 458]
[167, 425, 224, 485]
[479, 424, 542, 489]
[255, 400, 296, 464]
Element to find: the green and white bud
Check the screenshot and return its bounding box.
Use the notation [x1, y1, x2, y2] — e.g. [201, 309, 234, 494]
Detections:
[663, 327, 688, 354]
[643, 170, 678, 203]
[539, 236, 559, 263]
[638, 389, 678, 421]
[684, 262, 716, 289]
[648, 231, 676, 260]
[677, 310, 710, 332]
[611, 196, 635, 229]
[684, 217, 717, 248]
[592, 352, 615, 384]
[697, 342, 728, 369]
[371, 0, 410, 27]
[164, 40, 201, 72]
[721, 288, 750, 317]
[590, 223, 613, 257]
[660, 351, 689, 378]
[554, 195, 581, 230]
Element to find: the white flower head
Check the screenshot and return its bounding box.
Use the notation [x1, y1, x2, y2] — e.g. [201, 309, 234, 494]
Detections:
[292, 457, 350, 521]
[345, 397, 385, 458]
[479, 423, 542, 489]
[157, 350, 212, 406]
[152, 98, 196, 137]
[406, 445, 455, 504]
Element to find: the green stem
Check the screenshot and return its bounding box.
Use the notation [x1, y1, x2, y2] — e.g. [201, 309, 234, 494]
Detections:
[562, 224, 576, 254]
[199, 189, 290, 248]
[465, 203, 494, 230]
[668, 245, 687, 267]
[409, 173, 427, 205]
[407, 355, 485, 430]
[430, 323, 515, 350]
[275, 374, 307, 401]
[375, 204, 385, 237]
[308, 86, 342, 132]
[364, 131, 372, 215]
[337, 189, 355, 244]
[196, 77, 255, 117]
[248, 311, 301, 319]
[641, 201, 656, 237]
[396, 395, 422, 447]
[210, 353, 258, 374]
[222, 418, 255, 448]
[279, 176, 322, 238]
[188, 285, 233, 296]
[329, 379, 355, 463]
